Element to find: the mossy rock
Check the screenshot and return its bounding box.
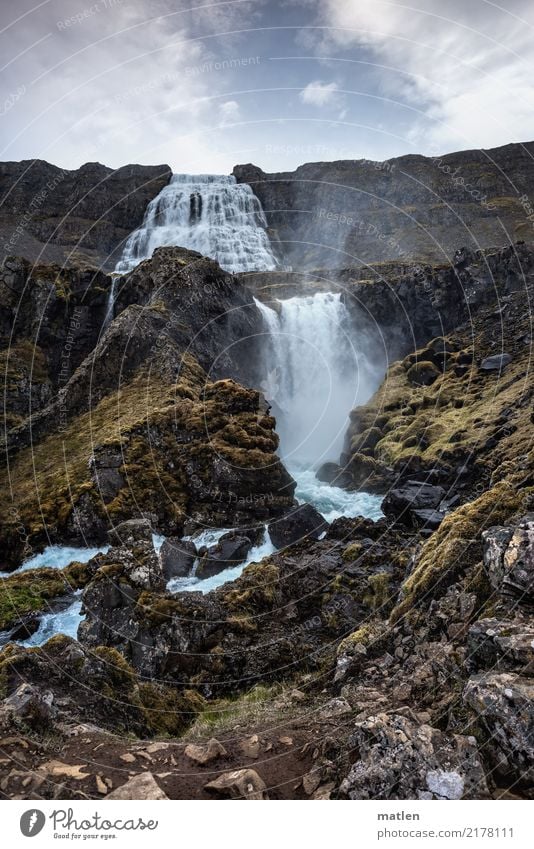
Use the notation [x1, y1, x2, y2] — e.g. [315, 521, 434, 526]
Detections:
[406, 361, 441, 386]
[0, 561, 90, 631]
[391, 479, 530, 622]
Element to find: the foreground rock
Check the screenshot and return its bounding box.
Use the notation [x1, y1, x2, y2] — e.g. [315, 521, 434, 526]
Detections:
[205, 768, 268, 800]
[339, 713, 489, 799]
[107, 772, 168, 800]
[463, 674, 534, 789]
[382, 480, 445, 527]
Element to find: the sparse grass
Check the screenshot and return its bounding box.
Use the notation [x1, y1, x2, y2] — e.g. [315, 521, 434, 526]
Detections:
[184, 682, 285, 740]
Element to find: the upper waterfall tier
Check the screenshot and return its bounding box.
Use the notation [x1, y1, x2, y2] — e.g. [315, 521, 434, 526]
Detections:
[115, 174, 278, 274]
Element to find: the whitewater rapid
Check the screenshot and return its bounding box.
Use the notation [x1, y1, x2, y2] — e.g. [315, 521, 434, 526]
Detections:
[116, 173, 277, 274]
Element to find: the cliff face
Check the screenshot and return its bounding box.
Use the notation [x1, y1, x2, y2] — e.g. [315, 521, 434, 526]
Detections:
[234, 142, 534, 268]
[0, 160, 172, 270]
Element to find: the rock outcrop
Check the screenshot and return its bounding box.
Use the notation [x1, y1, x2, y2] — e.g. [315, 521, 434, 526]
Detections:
[0, 160, 171, 269]
[234, 142, 534, 269]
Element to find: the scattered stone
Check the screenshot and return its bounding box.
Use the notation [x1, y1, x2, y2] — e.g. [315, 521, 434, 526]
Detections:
[320, 697, 352, 719]
[313, 781, 335, 800]
[239, 734, 260, 759]
[184, 738, 227, 766]
[40, 761, 89, 781]
[119, 753, 136, 764]
[479, 353, 512, 372]
[302, 770, 322, 795]
[205, 768, 268, 800]
[107, 772, 168, 800]
[95, 775, 108, 795]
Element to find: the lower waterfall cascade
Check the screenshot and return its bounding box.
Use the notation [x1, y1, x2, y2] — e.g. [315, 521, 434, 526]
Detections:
[115, 173, 278, 274]
[254, 292, 383, 467]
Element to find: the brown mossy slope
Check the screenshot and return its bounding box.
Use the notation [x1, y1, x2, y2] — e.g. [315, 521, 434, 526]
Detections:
[0, 358, 294, 567]
[346, 287, 532, 495]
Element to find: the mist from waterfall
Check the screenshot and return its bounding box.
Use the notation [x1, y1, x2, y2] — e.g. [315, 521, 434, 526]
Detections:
[116, 174, 277, 274]
[255, 293, 382, 468]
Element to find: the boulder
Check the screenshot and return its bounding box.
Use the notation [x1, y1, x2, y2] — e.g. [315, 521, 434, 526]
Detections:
[268, 503, 328, 549]
[109, 518, 154, 546]
[205, 768, 268, 800]
[467, 618, 534, 674]
[406, 360, 441, 386]
[107, 772, 168, 800]
[160, 538, 197, 580]
[482, 515, 534, 602]
[479, 353, 512, 372]
[339, 713, 489, 800]
[184, 738, 227, 766]
[382, 480, 445, 524]
[316, 462, 352, 487]
[411, 508, 445, 531]
[463, 673, 534, 787]
[196, 532, 254, 580]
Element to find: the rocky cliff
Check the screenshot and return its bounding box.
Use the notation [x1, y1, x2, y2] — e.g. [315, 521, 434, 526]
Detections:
[234, 141, 534, 269]
[0, 160, 171, 270]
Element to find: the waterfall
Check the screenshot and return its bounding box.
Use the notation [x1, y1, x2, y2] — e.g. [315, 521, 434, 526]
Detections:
[255, 293, 380, 467]
[103, 276, 118, 327]
[115, 174, 277, 274]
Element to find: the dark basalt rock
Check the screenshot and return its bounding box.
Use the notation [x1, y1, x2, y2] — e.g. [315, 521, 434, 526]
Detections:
[382, 481, 446, 524]
[411, 508, 445, 531]
[196, 532, 254, 580]
[234, 142, 534, 271]
[268, 503, 328, 549]
[160, 538, 197, 580]
[0, 160, 172, 269]
[316, 462, 352, 488]
[479, 353, 512, 371]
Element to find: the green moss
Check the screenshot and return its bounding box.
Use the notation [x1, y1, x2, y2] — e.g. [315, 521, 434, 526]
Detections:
[342, 542, 362, 563]
[139, 683, 205, 736]
[391, 480, 530, 622]
[0, 560, 90, 631]
[364, 572, 392, 611]
[223, 561, 281, 611]
[337, 621, 385, 656]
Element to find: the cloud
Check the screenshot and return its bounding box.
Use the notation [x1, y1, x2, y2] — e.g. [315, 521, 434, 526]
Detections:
[0, 0, 257, 169]
[219, 100, 241, 123]
[299, 80, 339, 106]
[304, 0, 534, 152]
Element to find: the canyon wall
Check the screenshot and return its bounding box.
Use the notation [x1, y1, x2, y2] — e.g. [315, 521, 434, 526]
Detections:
[234, 141, 534, 268]
[0, 160, 172, 270]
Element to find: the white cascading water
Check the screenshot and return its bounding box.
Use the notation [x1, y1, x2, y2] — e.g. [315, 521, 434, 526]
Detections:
[115, 174, 277, 274]
[255, 292, 384, 520]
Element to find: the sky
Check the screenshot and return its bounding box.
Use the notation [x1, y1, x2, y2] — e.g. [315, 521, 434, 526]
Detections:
[1, 0, 534, 173]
